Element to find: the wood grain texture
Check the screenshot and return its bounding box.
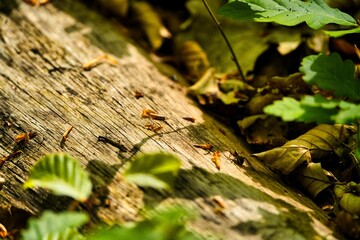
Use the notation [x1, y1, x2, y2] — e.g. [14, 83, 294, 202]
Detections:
[0, 1, 338, 239]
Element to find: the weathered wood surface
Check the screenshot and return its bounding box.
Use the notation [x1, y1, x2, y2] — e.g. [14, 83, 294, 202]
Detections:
[0, 1, 339, 239]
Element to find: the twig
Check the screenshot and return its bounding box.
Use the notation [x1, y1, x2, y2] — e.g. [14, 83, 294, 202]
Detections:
[201, 0, 245, 80]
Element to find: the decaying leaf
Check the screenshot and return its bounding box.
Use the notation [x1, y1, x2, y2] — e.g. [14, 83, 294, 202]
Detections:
[294, 163, 331, 198]
[177, 0, 316, 75]
[131, 1, 171, 50]
[177, 40, 210, 79]
[253, 124, 353, 174]
[97, 0, 129, 17]
[218, 78, 254, 105]
[187, 68, 219, 105]
[219, 78, 255, 93]
[238, 114, 288, 148]
[288, 124, 353, 159]
[253, 145, 310, 175]
[267, 72, 312, 96]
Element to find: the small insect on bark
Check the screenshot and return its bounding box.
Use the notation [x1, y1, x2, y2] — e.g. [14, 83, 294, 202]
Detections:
[182, 117, 195, 123]
[82, 53, 118, 70]
[211, 195, 227, 214]
[193, 143, 212, 150]
[141, 109, 165, 121]
[211, 151, 221, 170]
[62, 125, 74, 142]
[0, 150, 22, 169]
[14, 132, 36, 143]
[134, 90, 144, 99]
[230, 150, 245, 167]
[144, 122, 163, 132]
[97, 136, 127, 152]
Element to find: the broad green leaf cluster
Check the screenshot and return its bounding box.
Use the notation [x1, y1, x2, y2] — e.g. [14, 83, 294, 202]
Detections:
[219, 0, 360, 37]
[21, 152, 189, 239]
[21, 207, 201, 240]
[87, 206, 201, 240]
[21, 211, 88, 240]
[264, 53, 360, 125]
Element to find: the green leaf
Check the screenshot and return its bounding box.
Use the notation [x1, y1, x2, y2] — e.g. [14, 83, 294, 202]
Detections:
[218, 0, 356, 30]
[24, 153, 92, 201]
[264, 95, 340, 123]
[87, 206, 201, 240]
[21, 211, 88, 240]
[263, 97, 304, 122]
[300, 53, 360, 100]
[324, 27, 360, 38]
[334, 103, 360, 124]
[124, 152, 182, 191]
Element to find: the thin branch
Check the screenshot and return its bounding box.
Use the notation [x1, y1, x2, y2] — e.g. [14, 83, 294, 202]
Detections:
[201, 0, 245, 80]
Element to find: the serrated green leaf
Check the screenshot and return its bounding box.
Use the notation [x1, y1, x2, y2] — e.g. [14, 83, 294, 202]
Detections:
[21, 211, 88, 240]
[87, 206, 202, 240]
[218, 0, 356, 30]
[263, 97, 304, 121]
[334, 103, 360, 124]
[24, 153, 92, 201]
[300, 94, 340, 108]
[264, 95, 340, 123]
[300, 53, 360, 100]
[124, 152, 181, 191]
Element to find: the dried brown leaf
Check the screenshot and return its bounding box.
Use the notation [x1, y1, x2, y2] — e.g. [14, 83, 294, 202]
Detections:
[177, 40, 210, 78]
[253, 124, 353, 175]
[131, 1, 169, 50]
[294, 163, 331, 198]
[97, 0, 129, 17]
[253, 145, 310, 174]
[286, 124, 353, 159]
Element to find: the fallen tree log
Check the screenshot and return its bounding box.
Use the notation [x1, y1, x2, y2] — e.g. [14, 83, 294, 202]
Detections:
[0, 0, 339, 239]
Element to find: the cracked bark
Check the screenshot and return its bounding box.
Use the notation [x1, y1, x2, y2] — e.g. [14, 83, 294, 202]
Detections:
[0, 1, 340, 239]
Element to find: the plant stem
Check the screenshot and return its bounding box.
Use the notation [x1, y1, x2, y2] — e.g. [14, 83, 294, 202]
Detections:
[201, 0, 245, 81]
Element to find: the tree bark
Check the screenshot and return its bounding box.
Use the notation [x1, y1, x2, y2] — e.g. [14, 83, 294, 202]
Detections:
[0, 0, 339, 239]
